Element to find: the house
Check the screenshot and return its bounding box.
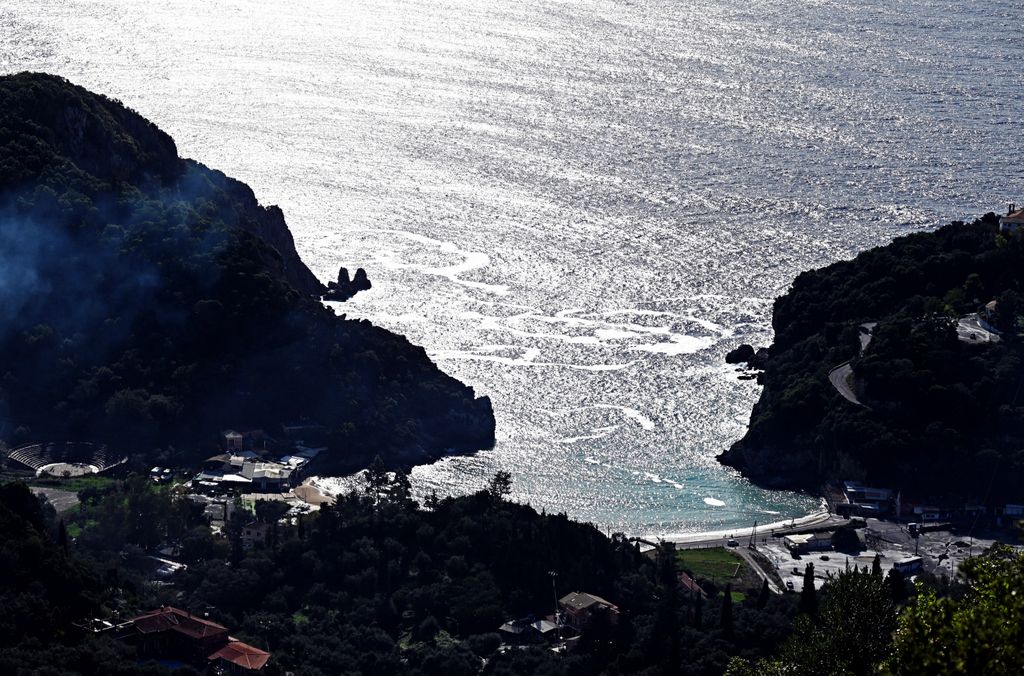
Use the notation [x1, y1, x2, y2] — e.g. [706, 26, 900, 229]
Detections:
[223, 430, 244, 452]
[893, 557, 923, 574]
[843, 481, 893, 505]
[677, 572, 707, 598]
[121, 606, 269, 672]
[192, 455, 296, 494]
[999, 203, 1024, 233]
[842, 481, 894, 515]
[126, 606, 229, 662]
[783, 532, 833, 554]
[241, 521, 271, 550]
[558, 592, 619, 630]
[912, 505, 946, 522]
[498, 617, 560, 644]
[996, 504, 1024, 527]
[208, 639, 272, 674]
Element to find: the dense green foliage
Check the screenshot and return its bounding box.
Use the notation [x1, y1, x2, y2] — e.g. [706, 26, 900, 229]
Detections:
[890, 544, 1024, 675]
[9, 475, 808, 675]
[8, 476, 1024, 674]
[0, 72, 493, 470]
[0, 482, 163, 675]
[721, 216, 1024, 501]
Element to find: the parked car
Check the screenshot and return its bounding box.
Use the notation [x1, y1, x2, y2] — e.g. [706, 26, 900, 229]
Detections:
[727, 538, 739, 547]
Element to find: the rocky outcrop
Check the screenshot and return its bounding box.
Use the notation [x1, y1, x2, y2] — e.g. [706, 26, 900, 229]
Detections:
[726, 344, 771, 370]
[324, 266, 372, 302]
[0, 72, 496, 469]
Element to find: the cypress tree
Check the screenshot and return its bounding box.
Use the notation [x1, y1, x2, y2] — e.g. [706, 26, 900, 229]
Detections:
[57, 518, 68, 555]
[872, 554, 882, 576]
[800, 563, 818, 616]
[721, 583, 734, 639]
[756, 577, 770, 609]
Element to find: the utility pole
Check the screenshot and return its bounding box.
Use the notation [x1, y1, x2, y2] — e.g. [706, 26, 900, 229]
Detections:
[749, 520, 758, 549]
[548, 571, 559, 628]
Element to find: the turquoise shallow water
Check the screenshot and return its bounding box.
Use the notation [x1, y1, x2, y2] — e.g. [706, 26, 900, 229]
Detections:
[3, 0, 1022, 536]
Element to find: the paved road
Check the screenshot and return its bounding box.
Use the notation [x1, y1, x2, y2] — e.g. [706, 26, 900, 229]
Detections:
[735, 546, 786, 594]
[828, 362, 864, 406]
[827, 322, 876, 407]
[664, 511, 840, 550]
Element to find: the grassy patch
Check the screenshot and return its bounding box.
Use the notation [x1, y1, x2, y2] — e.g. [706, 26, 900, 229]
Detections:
[676, 547, 762, 591]
[676, 547, 743, 581]
[30, 475, 116, 493]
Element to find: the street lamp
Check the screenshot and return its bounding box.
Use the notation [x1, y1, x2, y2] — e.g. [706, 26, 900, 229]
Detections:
[548, 571, 559, 629]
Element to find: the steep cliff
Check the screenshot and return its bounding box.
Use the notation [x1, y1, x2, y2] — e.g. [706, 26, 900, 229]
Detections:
[0, 72, 494, 469]
[720, 216, 1024, 503]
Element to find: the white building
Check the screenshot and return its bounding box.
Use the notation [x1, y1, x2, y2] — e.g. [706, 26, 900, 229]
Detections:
[999, 204, 1024, 232]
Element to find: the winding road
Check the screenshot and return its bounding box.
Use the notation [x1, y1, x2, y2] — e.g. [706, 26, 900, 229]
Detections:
[827, 322, 876, 407]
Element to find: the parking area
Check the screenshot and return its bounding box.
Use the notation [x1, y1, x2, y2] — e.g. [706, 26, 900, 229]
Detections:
[754, 518, 1017, 591]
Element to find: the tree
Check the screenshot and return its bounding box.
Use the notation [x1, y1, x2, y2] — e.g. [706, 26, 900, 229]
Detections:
[872, 553, 882, 577]
[721, 584, 734, 639]
[800, 563, 817, 616]
[755, 569, 897, 675]
[365, 455, 389, 505]
[424, 490, 440, 510]
[57, 518, 68, 555]
[694, 585, 703, 629]
[890, 545, 1024, 675]
[757, 578, 770, 609]
[254, 499, 290, 524]
[654, 541, 681, 671]
[487, 471, 512, 500]
[887, 567, 907, 602]
[832, 525, 861, 552]
[389, 466, 414, 507]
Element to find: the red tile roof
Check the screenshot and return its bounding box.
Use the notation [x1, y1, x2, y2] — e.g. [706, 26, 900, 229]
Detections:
[678, 572, 708, 598]
[130, 606, 228, 640]
[208, 639, 271, 671]
[1001, 208, 1024, 223]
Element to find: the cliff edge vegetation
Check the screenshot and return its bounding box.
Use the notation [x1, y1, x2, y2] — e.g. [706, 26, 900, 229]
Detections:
[0, 72, 494, 470]
[720, 214, 1024, 504]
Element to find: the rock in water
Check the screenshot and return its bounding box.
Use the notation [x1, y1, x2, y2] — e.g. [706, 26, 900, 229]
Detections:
[323, 266, 372, 301]
[725, 344, 755, 364]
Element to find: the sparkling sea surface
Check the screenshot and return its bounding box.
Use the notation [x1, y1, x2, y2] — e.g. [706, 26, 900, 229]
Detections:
[3, 0, 1022, 536]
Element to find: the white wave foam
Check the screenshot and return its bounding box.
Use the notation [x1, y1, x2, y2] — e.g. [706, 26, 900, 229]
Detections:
[631, 334, 716, 355]
[591, 404, 656, 430]
[431, 348, 636, 371]
[354, 228, 509, 294]
[703, 497, 726, 507]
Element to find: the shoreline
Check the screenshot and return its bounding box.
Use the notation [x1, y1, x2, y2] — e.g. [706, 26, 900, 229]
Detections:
[309, 471, 831, 546]
[643, 500, 832, 545]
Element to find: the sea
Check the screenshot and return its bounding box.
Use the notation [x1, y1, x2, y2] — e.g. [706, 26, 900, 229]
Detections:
[2, 0, 1022, 537]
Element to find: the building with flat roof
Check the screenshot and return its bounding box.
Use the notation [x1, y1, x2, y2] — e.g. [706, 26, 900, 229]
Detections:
[783, 531, 833, 554]
[558, 592, 619, 630]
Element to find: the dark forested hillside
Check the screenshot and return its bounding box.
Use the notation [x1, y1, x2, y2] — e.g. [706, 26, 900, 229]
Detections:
[0, 72, 493, 469]
[720, 215, 1024, 503]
